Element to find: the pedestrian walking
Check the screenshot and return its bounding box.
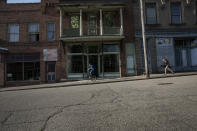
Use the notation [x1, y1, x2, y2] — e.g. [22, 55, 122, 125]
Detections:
[162, 58, 174, 75]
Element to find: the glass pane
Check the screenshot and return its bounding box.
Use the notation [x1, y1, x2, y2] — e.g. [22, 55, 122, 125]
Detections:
[88, 16, 96, 26]
[9, 24, 19, 33]
[29, 34, 36, 42]
[52, 74, 55, 80]
[172, 16, 181, 24]
[103, 44, 119, 52]
[67, 55, 83, 73]
[67, 45, 83, 53]
[29, 24, 39, 32]
[9, 34, 15, 42]
[15, 25, 19, 33]
[104, 54, 119, 72]
[88, 15, 97, 36]
[71, 16, 79, 29]
[171, 3, 181, 24]
[172, 7, 180, 15]
[48, 32, 54, 40]
[146, 7, 156, 24]
[48, 23, 54, 31]
[84, 55, 87, 73]
[9, 25, 15, 33]
[48, 63, 55, 72]
[103, 13, 114, 27]
[7, 63, 23, 81]
[88, 45, 98, 53]
[24, 62, 40, 80]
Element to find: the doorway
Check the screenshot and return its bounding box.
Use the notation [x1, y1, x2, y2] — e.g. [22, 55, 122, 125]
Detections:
[47, 62, 56, 81]
[174, 40, 190, 70]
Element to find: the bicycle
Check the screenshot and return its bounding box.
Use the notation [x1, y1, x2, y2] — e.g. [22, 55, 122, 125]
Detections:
[88, 70, 96, 81]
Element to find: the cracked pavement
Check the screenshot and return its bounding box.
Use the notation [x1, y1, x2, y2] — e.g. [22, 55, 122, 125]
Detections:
[0, 75, 197, 131]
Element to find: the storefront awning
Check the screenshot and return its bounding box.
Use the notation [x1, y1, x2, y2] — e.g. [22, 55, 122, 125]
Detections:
[0, 47, 8, 53]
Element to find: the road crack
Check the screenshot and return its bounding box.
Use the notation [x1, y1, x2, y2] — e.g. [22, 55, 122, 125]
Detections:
[40, 93, 96, 131]
[40, 108, 63, 131]
[1, 113, 13, 125]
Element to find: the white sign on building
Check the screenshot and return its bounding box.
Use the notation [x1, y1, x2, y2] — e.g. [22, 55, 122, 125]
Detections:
[43, 49, 58, 61]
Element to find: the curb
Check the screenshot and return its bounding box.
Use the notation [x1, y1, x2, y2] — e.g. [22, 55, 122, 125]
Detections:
[0, 73, 197, 92]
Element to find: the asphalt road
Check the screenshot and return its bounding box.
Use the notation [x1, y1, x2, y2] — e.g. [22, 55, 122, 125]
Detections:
[0, 75, 197, 131]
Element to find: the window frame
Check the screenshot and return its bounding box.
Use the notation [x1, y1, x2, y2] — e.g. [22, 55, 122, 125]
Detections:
[88, 14, 97, 36]
[8, 24, 19, 42]
[103, 12, 115, 27]
[47, 22, 55, 41]
[171, 2, 182, 24]
[145, 2, 157, 25]
[28, 23, 40, 42]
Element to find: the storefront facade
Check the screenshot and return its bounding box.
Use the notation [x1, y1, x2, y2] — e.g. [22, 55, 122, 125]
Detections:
[135, 30, 197, 73]
[65, 42, 121, 78]
[58, 2, 136, 79]
[133, 0, 197, 74]
[156, 37, 197, 72]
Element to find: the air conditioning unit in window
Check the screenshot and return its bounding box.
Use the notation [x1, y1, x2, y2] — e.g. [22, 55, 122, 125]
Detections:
[186, 0, 191, 4]
[161, 0, 166, 5]
[160, 0, 166, 9]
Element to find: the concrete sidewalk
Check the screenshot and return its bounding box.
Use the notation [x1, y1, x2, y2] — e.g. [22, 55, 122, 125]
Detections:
[1, 72, 197, 92]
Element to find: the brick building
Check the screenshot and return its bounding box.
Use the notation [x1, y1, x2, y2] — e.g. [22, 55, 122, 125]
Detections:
[0, 0, 136, 86]
[133, 0, 197, 73]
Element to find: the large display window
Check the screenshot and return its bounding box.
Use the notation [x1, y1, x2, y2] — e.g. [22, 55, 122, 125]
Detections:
[6, 54, 40, 81]
[66, 43, 120, 78]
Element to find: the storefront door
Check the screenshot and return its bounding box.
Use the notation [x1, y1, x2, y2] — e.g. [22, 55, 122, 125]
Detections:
[47, 62, 56, 81]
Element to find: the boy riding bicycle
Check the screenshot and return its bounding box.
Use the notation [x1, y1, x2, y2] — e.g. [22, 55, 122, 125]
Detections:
[88, 64, 96, 80]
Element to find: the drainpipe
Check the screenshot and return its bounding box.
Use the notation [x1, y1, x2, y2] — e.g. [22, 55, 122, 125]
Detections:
[60, 8, 63, 38]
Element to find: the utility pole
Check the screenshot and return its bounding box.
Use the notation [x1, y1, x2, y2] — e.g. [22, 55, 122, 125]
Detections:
[139, 0, 150, 78]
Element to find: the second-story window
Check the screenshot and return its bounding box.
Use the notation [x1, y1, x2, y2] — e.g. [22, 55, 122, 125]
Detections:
[8, 24, 19, 42]
[88, 15, 97, 35]
[47, 23, 55, 41]
[29, 24, 39, 42]
[103, 13, 115, 27]
[171, 3, 182, 24]
[145, 3, 157, 24]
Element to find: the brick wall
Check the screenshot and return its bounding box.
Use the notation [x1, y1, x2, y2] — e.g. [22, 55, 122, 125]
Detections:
[0, 0, 66, 85]
[0, 54, 5, 87]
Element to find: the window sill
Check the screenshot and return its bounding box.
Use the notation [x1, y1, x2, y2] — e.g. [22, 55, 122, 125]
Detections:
[48, 39, 55, 42]
[145, 24, 161, 27]
[169, 23, 186, 26]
